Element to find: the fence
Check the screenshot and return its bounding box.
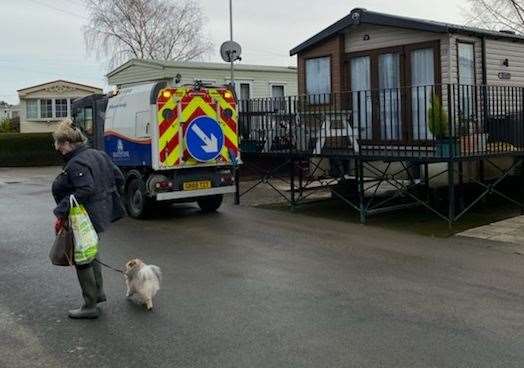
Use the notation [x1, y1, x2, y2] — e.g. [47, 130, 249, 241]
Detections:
[238, 84, 524, 160]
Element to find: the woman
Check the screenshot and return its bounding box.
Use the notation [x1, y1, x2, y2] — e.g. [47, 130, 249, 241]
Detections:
[52, 119, 125, 319]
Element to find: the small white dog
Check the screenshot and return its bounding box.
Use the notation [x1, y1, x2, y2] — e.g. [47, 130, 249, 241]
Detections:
[124, 258, 161, 310]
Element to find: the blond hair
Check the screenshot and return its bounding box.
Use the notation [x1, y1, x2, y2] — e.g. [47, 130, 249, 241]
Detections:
[53, 119, 87, 145]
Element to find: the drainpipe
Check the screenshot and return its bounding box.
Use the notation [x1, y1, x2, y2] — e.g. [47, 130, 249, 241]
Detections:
[481, 36, 488, 130]
[481, 36, 487, 85]
[448, 34, 453, 85]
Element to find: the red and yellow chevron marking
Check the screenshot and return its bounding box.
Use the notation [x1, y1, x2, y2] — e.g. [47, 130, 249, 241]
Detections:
[156, 86, 238, 168]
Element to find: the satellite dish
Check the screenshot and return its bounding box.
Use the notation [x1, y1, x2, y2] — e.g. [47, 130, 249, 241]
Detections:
[220, 41, 242, 63]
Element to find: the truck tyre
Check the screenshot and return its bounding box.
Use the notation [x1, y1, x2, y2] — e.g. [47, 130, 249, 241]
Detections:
[126, 177, 151, 219]
[197, 194, 223, 213]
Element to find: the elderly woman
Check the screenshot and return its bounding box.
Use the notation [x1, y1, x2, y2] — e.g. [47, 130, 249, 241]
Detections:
[52, 119, 125, 319]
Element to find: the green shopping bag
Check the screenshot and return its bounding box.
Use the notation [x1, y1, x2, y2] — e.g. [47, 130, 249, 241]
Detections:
[69, 195, 98, 265]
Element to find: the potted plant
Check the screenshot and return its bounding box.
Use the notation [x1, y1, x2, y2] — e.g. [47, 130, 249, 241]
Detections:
[428, 94, 456, 157]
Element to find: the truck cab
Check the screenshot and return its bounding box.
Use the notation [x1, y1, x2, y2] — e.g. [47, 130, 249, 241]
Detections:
[71, 93, 108, 150]
[72, 81, 240, 218]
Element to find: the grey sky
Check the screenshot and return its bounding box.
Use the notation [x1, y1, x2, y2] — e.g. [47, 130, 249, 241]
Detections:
[1, 0, 467, 104]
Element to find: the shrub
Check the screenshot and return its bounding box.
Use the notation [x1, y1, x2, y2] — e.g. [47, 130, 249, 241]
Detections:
[0, 133, 62, 167]
[0, 118, 15, 133]
[428, 94, 448, 139]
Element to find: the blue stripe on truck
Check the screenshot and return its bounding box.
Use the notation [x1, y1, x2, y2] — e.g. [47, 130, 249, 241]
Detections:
[104, 131, 152, 167]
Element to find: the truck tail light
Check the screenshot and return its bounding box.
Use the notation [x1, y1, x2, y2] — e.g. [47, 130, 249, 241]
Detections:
[219, 172, 233, 185]
[155, 180, 173, 190]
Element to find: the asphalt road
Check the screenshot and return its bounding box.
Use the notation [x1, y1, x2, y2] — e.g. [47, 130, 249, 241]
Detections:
[1, 167, 524, 368]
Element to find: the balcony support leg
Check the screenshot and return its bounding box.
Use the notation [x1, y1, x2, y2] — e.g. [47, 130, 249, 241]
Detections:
[448, 160, 455, 229]
[458, 160, 465, 211]
[358, 159, 366, 224]
[290, 157, 295, 208]
[424, 162, 430, 203]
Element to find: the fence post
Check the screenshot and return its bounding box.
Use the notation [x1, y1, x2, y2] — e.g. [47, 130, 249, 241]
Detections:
[288, 96, 295, 206]
[447, 84, 454, 159]
[358, 159, 366, 224]
[521, 87, 524, 146]
[234, 166, 240, 205]
[447, 84, 455, 228]
[520, 88, 524, 211]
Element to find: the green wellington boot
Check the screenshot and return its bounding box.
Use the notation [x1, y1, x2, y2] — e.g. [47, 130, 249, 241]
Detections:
[69, 266, 100, 319]
[92, 259, 107, 303]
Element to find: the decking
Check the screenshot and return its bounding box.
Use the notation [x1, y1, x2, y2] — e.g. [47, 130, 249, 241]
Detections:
[236, 84, 524, 226]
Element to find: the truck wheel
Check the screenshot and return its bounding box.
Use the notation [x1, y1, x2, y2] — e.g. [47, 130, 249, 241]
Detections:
[197, 195, 223, 213]
[126, 178, 151, 219]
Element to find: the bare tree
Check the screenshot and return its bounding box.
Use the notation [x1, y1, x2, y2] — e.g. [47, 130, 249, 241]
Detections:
[465, 0, 524, 33]
[84, 0, 212, 68]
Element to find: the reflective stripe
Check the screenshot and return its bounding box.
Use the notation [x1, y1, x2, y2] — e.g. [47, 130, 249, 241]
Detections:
[156, 185, 236, 201]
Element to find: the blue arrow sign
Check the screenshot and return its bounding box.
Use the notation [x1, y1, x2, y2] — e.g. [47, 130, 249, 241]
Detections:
[185, 116, 224, 162]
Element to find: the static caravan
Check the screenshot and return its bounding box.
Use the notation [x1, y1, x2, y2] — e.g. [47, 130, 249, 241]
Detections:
[236, 8, 524, 223]
[277, 8, 524, 182]
[106, 59, 298, 100]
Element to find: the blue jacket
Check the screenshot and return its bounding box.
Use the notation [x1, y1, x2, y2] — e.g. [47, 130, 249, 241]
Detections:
[52, 145, 125, 233]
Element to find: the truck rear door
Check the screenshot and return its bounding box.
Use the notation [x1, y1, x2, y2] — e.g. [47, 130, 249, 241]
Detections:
[156, 87, 239, 170]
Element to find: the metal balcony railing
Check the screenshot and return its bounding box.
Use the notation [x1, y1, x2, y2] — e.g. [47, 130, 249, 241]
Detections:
[238, 84, 524, 160]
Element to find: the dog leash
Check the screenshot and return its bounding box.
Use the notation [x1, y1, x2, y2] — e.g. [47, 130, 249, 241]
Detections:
[94, 259, 124, 274]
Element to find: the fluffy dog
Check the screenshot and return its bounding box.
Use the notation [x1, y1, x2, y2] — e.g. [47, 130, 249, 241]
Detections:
[124, 259, 161, 310]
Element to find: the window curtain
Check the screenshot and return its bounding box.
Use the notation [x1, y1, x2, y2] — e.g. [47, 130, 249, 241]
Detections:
[411, 48, 435, 140]
[458, 43, 475, 85]
[458, 43, 475, 120]
[351, 56, 372, 139]
[26, 99, 38, 119]
[379, 53, 401, 140]
[306, 57, 331, 103]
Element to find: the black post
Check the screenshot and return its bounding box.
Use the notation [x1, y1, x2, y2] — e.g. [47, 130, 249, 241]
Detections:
[479, 159, 486, 204]
[288, 96, 295, 207]
[447, 84, 454, 159]
[358, 159, 366, 224]
[424, 162, 430, 203]
[520, 158, 524, 215]
[479, 159, 485, 182]
[290, 158, 295, 207]
[458, 160, 464, 211]
[448, 161, 455, 228]
[234, 166, 240, 205]
[298, 159, 304, 198]
[520, 160, 524, 215]
[234, 101, 242, 205]
[521, 87, 524, 147]
[446, 84, 455, 228]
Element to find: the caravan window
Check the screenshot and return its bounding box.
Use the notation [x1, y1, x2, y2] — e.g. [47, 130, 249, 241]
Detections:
[40, 99, 53, 119]
[458, 42, 475, 85]
[306, 57, 331, 103]
[271, 85, 284, 98]
[55, 99, 68, 118]
[26, 100, 38, 119]
[458, 42, 476, 119]
[240, 83, 251, 100]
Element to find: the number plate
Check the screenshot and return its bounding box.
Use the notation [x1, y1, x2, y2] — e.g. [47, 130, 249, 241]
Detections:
[183, 180, 212, 191]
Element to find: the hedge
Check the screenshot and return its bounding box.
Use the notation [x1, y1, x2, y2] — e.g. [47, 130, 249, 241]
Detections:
[0, 133, 62, 167]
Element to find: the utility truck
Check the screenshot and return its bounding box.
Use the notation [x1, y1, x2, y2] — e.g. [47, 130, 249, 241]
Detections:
[72, 81, 240, 218]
